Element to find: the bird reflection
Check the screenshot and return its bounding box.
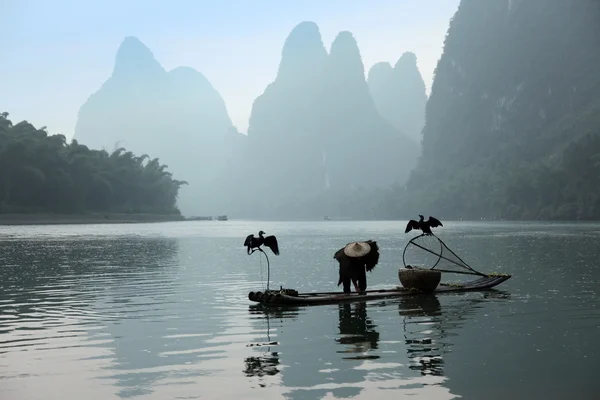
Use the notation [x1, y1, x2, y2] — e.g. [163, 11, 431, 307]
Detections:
[244, 305, 299, 383]
[243, 351, 280, 380]
[336, 302, 380, 360]
[397, 291, 512, 377]
[398, 295, 446, 376]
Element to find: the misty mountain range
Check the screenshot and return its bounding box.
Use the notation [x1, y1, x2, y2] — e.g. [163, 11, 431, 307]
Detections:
[74, 21, 427, 219]
[74, 0, 600, 220]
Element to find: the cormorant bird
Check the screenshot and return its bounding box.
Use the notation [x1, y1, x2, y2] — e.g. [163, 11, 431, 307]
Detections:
[405, 215, 443, 235]
[244, 230, 280, 255]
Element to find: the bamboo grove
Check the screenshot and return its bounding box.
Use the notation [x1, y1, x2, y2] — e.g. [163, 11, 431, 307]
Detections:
[0, 112, 187, 215]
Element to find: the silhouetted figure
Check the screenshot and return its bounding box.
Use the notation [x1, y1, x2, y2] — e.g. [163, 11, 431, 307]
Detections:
[244, 230, 280, 255]
[333, 241, 380, 294]
[405, 214, 443, 235]
[336, 302, 380, 355]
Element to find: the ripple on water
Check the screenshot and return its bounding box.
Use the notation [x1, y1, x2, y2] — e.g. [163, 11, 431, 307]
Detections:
[1, 223, 600, 399]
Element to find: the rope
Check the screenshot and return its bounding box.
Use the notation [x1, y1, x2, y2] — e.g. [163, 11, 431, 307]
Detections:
[403, 233, 487, 277]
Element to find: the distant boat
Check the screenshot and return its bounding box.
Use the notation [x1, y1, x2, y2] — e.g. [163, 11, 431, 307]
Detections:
[324, 216, 331, 221]
[186, 215, 228, 221]
[187, 216, 213, 221]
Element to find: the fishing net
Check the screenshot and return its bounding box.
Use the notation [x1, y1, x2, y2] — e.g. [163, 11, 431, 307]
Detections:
[402, 234, 486, 277]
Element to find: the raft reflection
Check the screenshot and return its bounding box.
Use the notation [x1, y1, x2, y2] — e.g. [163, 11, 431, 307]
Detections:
[243, 291, 512, 399]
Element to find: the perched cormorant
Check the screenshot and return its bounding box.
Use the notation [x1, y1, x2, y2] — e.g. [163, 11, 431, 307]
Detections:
[244, 230, 280, 255]
[405, 215, 443, 235]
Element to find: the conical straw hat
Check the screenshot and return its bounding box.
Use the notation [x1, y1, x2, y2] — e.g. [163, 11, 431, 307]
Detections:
[343, 241, 371, 258]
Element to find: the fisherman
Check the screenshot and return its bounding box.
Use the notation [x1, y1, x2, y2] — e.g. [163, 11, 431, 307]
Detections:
[333, 240, 380, 294]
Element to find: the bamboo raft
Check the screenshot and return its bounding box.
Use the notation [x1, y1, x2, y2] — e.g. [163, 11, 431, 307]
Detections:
[248, 274, 511, 306]
[246, 230, 512, 307]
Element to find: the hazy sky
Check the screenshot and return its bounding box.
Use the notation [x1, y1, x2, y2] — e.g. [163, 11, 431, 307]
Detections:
[1, 0, 459, 139]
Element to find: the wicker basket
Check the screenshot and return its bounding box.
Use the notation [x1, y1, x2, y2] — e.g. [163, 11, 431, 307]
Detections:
[398, 267, 442, 292]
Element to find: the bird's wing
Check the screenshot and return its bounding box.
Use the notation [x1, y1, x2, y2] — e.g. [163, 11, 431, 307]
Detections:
[428, 216, 443, 227]
[243, 234, 254, 247]
[405, 220, 419, 233]
[263, 235, 280, 255]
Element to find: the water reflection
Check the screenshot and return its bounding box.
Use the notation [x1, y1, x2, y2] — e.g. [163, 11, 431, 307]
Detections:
[244, 351, 280, 380]
[262, 297, 469, 400]
[259, 302, 386, 400]
[0, 236, 182, 399]
[398, 295, 445, 376]
[336, 302, 380, 360]
[0, 236, 180, 332]
[3, 220, 600, 400]
[245, 305, 299, 388]
[398, 291, 512, 382]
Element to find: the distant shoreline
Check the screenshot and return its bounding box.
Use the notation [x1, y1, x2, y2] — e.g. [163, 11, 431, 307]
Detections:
[0, 213, 185, 226]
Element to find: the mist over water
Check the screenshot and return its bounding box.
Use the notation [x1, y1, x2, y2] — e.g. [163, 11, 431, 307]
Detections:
[3, 2, 600, 399]
[1, 221, 599, 399]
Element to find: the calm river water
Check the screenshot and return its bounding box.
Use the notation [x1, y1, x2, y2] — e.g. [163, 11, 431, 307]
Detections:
[0, 220, 599, 399]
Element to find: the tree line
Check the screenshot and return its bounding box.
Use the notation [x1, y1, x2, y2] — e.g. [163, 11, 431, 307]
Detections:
[390, 129, 600, 221]
[0, 112, 187, 215]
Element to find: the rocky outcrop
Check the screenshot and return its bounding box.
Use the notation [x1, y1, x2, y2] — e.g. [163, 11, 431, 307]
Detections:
[238, 23, 419, 218]
[399, 0, 600, 220]
[239, 21, 329, 216]
[368, 52, 427, 143]
[74, 36, 241, 216]
[316, 32, 417, 192]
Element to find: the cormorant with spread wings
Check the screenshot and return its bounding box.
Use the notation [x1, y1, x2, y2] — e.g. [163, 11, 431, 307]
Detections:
[405, 215, 443, 235]
[244, 230, 280, 255]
